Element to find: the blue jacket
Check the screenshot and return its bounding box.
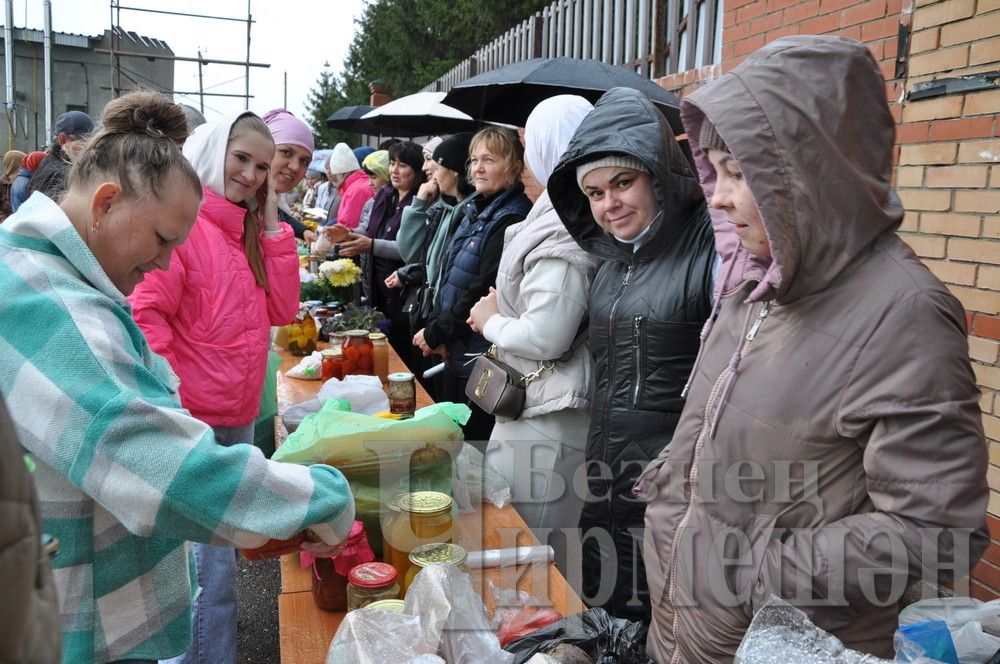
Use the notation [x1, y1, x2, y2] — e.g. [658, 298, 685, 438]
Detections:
[9, 168, 32, 212]
[425, 183, 531, 375]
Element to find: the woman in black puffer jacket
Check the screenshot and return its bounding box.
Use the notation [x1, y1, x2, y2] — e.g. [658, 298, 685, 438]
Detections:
[548, 87, 717, 625]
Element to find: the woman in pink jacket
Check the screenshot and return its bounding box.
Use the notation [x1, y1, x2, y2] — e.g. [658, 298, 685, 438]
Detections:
[129, 110, 300, 664]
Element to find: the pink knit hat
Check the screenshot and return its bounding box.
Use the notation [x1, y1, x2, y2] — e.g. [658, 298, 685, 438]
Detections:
[261, 108, 314, 154]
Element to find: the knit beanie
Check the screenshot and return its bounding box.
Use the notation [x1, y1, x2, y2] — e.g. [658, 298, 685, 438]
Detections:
[353, 146, 375, 164]
[23, 151, 46, 172]
[698, 119, 729, 153]
[433, 132, 474, 174]
[261, 108, 315, 154]
[422, 136, 443, 160]
[576, 154, 648, 190]
[327, 142, 360, 175]
[362, 150, 390, 181]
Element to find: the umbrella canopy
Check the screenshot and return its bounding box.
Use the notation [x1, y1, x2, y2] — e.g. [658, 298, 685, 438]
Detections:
[325, 105, 375, 132]
[360, 91, 481, 137]
[308, 149, 333, 173]
[442, 57, 683, 134]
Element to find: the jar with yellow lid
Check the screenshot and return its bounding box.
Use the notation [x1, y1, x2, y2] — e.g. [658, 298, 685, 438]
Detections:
[346, 562, 400, 610]
[403, 542, 470, 593]
[382, 491, 454, 580]
[365, 599, 405, 613]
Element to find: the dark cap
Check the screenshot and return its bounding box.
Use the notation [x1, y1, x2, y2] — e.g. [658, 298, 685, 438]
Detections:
[432, 132, 474, 174]
[53, 110, 94, 140]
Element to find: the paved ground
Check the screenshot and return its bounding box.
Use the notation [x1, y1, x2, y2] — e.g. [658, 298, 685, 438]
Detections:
[236, 556, 282, 664]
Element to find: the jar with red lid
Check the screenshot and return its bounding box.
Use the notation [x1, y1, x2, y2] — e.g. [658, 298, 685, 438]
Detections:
[346, 562, 400, 610]
[341, 330, 374, 376]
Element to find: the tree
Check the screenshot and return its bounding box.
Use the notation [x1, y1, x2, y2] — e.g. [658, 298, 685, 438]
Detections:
[304, 62, 356, 149]
[324, 1, 553, 114]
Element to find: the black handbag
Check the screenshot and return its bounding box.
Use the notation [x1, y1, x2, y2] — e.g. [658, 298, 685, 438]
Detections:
[465, 322, 589, 420]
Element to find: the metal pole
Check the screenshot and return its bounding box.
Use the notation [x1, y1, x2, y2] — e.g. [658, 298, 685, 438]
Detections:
[4, 0, 13, 148]
[283, 71, 287, 108]
[197, 50, 204, 113]
[245, 0, 251, 109]
[42, 0, 52, 145]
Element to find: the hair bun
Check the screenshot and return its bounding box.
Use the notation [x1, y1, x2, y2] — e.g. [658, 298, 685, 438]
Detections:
[98, 90, 189, 145]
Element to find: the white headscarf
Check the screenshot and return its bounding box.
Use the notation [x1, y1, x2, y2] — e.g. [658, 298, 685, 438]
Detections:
[524, 95, 594, 188]
[182, 110, 257, 200]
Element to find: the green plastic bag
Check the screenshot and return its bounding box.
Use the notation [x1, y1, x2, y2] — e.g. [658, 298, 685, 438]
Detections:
[252, 350, 282, 458]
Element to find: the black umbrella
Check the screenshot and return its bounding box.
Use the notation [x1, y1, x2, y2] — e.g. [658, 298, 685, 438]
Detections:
[442, 57, 683, 134]
[325, 105, 375, 132]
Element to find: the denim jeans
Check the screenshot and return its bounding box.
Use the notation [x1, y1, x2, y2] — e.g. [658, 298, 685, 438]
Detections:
[160, 421, 254, 664]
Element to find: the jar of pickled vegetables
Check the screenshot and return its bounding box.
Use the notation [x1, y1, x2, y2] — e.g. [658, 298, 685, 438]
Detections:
[342, 329, 374, 376]
[287, 306, 317, 356]
[382, 491, 454, 580]
[403, 542, 470, 593]
[346, 562, 400, 610]
[321, 347, 346, 381]
[365, 599, 405, 613]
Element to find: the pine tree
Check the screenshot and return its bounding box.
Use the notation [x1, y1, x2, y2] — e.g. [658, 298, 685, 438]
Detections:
[304, 62, 354, 149]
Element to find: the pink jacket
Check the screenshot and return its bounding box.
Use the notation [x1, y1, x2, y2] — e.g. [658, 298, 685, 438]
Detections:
[129, 188, 300, 426]
[336, 169, 373, 229]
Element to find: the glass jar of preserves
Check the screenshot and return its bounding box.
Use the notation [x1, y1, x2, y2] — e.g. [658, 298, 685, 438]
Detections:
[387, 372, 416, 418]
[341, 329, 374, 376]
[382, 491, 454, 580]
[403, 542, 470, 593]
[321, 347, 346, 381]
[311, 556, 348, 611]
[287, 306, 318, 356]
[369, 332, 389, 382]
[346, 562, 400, 610]
[365, 599, 405, 613]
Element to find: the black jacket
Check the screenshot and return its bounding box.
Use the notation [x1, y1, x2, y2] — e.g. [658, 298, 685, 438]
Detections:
[26, 151, 70, 202]
[548, 87, 716, 623]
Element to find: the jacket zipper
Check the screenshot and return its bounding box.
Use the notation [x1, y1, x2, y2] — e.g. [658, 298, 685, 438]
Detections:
[665, 301, 771, 662]
[602, 262, 635, 466]
[631, 315, 646, 407]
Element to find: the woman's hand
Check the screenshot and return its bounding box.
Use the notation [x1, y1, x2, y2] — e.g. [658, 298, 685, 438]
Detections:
[416, 179, 439, 204]
[299, 539, 346, 558]
[413, 328, 447, 358]
[385, 271, 402, 289]
[468, 287, 499, 333]
[303, 229, 317, 244]
[338, 233, 373, 257]
[262, 179, 281, 232]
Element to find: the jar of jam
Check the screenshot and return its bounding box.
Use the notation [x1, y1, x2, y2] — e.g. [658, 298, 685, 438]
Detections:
[387, 372, 416, 418]
[403, 542, 470, 593]
[382, 491, 454, 580]
[346, 562, 400, 610]
[341, 330, 374, 376]
[311, 556, 348, 611]
[369, 332, 389, 382]
[321, 347, 346, 381]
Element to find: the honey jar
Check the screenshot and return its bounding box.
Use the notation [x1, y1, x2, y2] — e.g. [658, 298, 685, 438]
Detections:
[382, 491, 454, 580]
[403, 542, 470, 593]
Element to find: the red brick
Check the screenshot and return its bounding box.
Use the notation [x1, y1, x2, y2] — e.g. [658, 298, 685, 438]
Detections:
[830, 24, 862, 40]
[985, 542, 1000, 568]
[749, 11, 784, 35]
[766, 24, 801, 40]
[733, 34, 766, 57]
[802, 11, 840, 33]
[973, 559, 1000, 591]
[766, 0, 799, 12]
[896, 122, 929, 143]
[929, 117, 996, 141]
[971, 579, 1000, 601]
[883, 36, 901, 60]
[737, 0, 766, 23]
[885, 0, 902, 14]
[879, 59, 897, 80]
[862, 16, 901, 40]
[819, 0, 856, 12]
[784, 0, 820, 23]
[728, 20, 751, 40]
[974, 315, 1000, 341]
[987, 514, 1000, 541]
[841, 0, 888, 27]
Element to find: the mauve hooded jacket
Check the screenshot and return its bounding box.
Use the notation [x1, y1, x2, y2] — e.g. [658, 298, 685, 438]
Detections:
[637, 36, 988, 662]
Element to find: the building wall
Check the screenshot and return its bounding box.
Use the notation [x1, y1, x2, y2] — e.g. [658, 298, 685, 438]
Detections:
[1, 30, 172, 152]
[655, 0, 1000, 597]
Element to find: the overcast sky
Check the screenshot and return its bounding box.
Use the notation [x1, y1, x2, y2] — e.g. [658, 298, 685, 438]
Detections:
[2, 0, 367, 122]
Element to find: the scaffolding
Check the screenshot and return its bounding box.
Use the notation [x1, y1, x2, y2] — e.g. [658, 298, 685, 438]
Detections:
[106, 0, 270, 111]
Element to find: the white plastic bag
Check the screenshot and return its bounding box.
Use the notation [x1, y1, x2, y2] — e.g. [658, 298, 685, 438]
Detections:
[898, 597, 1000, 663]
[286, 351, 323, 380]
[317, 374, 389, 414]
[452, 443, 511, 513]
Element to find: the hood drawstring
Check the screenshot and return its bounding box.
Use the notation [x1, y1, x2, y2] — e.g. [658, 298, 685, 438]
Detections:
[709, 301, 772, 438]
[681, 256, 738, 399]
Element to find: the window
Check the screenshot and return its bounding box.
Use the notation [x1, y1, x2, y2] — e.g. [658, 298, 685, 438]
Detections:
[663, 0, 723, 74]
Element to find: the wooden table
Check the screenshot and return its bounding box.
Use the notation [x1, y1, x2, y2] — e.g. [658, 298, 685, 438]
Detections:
[273, 345, 585, 663]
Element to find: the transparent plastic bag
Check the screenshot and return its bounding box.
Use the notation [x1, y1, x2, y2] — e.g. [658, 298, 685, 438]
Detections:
[317, 374, 389, 414]
[286, 351, 323, 379]
[734, 597, 936, 664]
[452, 443, 511, 512]
[490, 584, 563, 648]
[897, 597, 1000, 663]
[326, 563, 513, 664]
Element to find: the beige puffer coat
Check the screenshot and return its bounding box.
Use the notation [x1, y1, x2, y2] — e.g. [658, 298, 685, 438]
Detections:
[638, 35, 989, 663]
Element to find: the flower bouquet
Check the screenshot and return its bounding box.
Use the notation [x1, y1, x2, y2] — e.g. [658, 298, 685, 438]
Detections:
[301, 258, 362, 304]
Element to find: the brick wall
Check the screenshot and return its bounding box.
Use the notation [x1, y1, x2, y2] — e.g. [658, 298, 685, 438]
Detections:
[655, 0, 1000, 598]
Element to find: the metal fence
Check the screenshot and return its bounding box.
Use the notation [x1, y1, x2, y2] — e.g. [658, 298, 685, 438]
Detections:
[422, 0, 722, 93]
